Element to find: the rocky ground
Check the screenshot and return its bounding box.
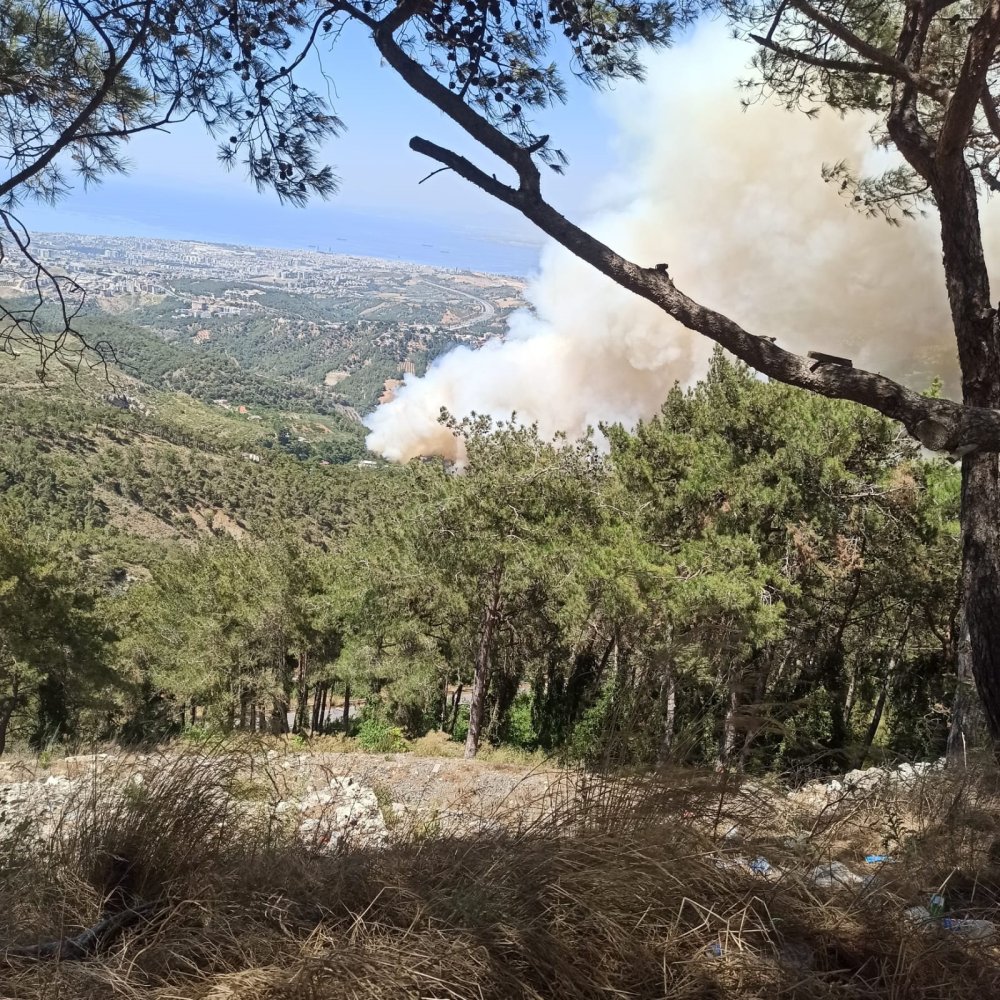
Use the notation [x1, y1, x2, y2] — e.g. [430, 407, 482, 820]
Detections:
[0, 747, 560, 851]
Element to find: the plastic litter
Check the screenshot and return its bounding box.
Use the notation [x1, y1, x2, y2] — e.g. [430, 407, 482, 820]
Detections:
[904, 905, 932, 926]
[705, 942, 723, 958]
[749, 856, 772, 876]
[942, 918, 998, 941]
[929, 893, 946, 919]
[713, 856, 747, 872]
[864, 854, 896, 864]
[809, 861, 866, 890]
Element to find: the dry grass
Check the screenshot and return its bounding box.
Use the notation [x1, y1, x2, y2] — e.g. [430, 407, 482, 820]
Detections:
[0, 749, 998, 999]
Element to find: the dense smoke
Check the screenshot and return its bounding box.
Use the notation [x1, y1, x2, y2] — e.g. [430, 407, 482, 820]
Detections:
[366, 24, 973, 463]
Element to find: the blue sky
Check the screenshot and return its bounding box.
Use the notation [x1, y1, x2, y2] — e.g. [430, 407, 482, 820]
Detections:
[19, 21, 638, 274]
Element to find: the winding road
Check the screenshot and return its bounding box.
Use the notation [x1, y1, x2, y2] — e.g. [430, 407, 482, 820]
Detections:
[419, 279, 496, 329]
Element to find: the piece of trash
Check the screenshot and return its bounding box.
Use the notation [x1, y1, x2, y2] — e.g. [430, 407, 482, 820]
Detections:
[810, 861, 866, 890]
[904, 905, 932, 925]
[865, 854, 896, 864]
[714, 856, 748, 872]
[705, 942, 723, 958]
[942, 918, 997, 940]
[749, 856, 772, 876]
[929, 894, 946, 919]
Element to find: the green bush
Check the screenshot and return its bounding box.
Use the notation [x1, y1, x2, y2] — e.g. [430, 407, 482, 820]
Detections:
[502, 693, 538, 751]
[356, 717, 410, 754]
[449, 706, 470, 744]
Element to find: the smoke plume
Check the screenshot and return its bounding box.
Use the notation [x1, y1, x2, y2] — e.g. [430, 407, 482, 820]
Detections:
[366, 23, 979, 463]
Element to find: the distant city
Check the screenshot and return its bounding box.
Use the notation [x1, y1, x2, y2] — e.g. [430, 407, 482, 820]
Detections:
[21, 231, 524, 301]
[0, 231, 527, 419]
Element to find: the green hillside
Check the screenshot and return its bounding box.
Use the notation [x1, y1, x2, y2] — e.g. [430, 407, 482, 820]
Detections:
[0, 348, 373, 551]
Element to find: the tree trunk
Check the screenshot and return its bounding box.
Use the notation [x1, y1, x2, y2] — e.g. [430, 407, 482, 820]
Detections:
[948, 606, 987, 763]
[656, 661, 676, 766]
[310, 683, 321, 734]
[720, 683, 739, 764]
[293, 653, 308, 732]
[434, 672, 448, 729]
[342, 682, 351, 730]
[318, 684, 330, 732]
[931, 156, 1000, 748]
[959, 451, 1000, 747]
[464, 565, 503, 759]
[861, 681, 890, 766]
[0, 699, 15, 756]
[270, 698, 289, 735]
[448, 683, 463, 734]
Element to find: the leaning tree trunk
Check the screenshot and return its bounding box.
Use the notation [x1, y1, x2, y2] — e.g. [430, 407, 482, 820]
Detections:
[464, 565, 503, 759]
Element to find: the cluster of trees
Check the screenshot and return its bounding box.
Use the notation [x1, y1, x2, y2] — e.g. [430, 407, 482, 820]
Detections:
[0, 355, 963, 771]
[3, 0, 1000, 754]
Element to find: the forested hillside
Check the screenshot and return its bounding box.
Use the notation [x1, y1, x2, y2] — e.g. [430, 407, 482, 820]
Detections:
[0, 349, 961, 770]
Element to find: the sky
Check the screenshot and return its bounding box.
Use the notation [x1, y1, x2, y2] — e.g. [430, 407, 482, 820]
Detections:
[18, 19, 647, 275]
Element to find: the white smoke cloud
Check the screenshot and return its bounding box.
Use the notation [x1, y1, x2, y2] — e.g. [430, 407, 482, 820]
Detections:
[366, 22, 978, 463]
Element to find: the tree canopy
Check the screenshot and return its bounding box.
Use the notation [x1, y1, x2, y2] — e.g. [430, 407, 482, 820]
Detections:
[3, 0, 1000, 746]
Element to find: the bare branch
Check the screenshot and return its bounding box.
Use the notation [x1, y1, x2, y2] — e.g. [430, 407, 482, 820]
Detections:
[1, 902, 156, 964]
[788, 0, 950, 102]
[750, 32, 889, 77]
[981, 86, 1000, 142]
[408, 136, 1000, 456]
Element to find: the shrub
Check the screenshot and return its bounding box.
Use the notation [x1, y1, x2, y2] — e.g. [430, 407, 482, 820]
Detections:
[502, 693, 538, 751]
[356, 716, 409, 754]
[450, 705, 470, 744]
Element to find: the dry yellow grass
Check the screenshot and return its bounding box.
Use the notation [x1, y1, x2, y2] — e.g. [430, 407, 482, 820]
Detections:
[0, 748, 998, 998]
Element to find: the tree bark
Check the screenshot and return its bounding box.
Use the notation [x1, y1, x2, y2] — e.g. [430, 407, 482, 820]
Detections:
[861, 683, 890, 766]
[959, 451, 1000, 745]
[656, 661, 676, 766]
[293, 652, 308, 733]
[720, 682, 739, 764]
[315, 684, 328, 732]
[448, 683, 463, 734]
[0, 699, 15, 756]
[464, 565, 503, 759]
[270, 698, 289, 735]
[949, 597, 988, 762]
[342, 682, 351, 730]
[310, 683, 322, 734]
[934, 160, 1000, 747]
